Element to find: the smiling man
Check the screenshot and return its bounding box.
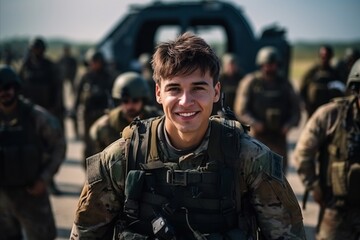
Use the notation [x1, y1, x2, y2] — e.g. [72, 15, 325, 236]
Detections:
[70, 32, 305, 240]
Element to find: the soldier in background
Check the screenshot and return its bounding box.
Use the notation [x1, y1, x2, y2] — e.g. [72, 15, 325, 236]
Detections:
[57, 44, 78, 95]
[299, 45, 344, 118]
[234, 46, 301, 172]
[0, 66, 66, 239]
[89, 72, 162, 155]
[70, 32, 305, 240]
[18, 37, 65, 195]
[138, 53, 161, 110]
[213, 53, 244, 115]
[293, 59, 360, 239]
[73, 51, 114, 168]
[333, 47, 360, 84]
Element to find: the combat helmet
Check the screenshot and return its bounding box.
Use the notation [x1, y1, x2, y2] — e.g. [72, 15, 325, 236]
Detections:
[256, 46, 281, 66]
[112, 72, 150, 100]
[347, 59, 360, 91]
[0, 65, 21, 89]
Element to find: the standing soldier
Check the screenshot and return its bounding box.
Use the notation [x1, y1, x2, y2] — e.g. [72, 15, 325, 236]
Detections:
[299, 45, 344, 118]
[89, 72, 162, 155]
[18, 37, 65, 195]
[57, 44, 78, 95]
[333, 47, 360, 84]
[213, 53, 244, 115]
[294, 59, 360, 239]
[0, 66, 66, 239]
[70, 32, 305, 240]
[234, 46, 301, 172]
[73, 51, 114, 168]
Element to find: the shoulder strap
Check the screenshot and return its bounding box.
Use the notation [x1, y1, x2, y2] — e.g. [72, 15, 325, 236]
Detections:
[122, 116, 162, 173]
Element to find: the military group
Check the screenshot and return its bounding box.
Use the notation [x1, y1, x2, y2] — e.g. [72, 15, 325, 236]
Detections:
[1, 33, 359, 240]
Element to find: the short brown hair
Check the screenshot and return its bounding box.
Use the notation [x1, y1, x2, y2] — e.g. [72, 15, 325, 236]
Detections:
[152, 32, 220, 86]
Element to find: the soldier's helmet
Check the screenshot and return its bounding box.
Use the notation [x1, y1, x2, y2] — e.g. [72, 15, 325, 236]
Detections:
[256, 46, 281, 66]
[29, 37, 46, 51]
[347, 59, 360, 91]
[112, 72, 150, 101]
[0, 65, 21, 89]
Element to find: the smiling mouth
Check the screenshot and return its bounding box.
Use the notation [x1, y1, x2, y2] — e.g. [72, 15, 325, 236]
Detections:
[177, 112, 197, 117]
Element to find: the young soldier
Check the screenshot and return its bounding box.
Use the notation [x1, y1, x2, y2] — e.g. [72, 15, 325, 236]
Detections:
[70, 32, 305, 240]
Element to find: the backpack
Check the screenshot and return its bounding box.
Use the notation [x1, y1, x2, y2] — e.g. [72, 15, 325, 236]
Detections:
[327, 96, 360, 206]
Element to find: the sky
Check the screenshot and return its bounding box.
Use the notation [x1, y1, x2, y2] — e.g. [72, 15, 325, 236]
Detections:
[1, 0, 359, 44]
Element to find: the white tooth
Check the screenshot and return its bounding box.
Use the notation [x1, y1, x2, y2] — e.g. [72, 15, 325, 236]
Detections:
[179, 112, 195, 117]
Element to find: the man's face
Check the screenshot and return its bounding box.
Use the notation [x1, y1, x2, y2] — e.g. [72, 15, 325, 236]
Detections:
[319, 47, 332, 66]
[156, 69, 220, 138]
[0, 84, 17, 107]
[262, 62, 278, 78]
[121, 97, 144, 119]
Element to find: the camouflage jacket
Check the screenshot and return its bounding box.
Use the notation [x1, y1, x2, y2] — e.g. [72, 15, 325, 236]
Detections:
[89, 106, 163, 154]
[71, 116, 305, 239]
[294, 96, 360, 195]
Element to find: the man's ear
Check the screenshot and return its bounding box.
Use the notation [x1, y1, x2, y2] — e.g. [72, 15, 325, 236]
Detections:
[155, 83, 162, 104]
[213, 82, 221, 103]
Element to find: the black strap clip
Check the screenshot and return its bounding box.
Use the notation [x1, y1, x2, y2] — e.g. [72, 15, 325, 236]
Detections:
[166, 170, 188, 186]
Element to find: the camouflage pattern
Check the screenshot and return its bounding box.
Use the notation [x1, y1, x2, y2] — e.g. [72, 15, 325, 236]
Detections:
[70, 116, 305, 240]
[0, 98, 66, 240]
[89, 105, 162, 155]
[234, 71, 301, 171]
[293, 96, 360, 239]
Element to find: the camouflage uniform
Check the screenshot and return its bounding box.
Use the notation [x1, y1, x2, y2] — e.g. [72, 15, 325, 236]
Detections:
[71, 116, 305, 240]
[89, 105, 162, 155]
[293, 95, 360, 239]
[234, 70, 301, 172]
[0, 98, 66, 240]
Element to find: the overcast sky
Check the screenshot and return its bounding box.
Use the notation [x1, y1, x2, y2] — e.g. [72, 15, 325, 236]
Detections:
[1, 0, 359, 43]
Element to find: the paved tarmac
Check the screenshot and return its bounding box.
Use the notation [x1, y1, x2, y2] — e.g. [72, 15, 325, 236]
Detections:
[51, 83, 319, 240]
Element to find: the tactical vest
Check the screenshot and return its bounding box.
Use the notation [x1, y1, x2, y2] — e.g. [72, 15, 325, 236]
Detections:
[120, 116, 251, 239]
[326, 96, 360, 206]
[0, 100, 42, 187]
[250, 72, 290, 132]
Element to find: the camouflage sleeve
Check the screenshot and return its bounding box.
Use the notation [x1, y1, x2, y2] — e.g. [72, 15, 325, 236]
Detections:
[34, 106, 66, 182]
[233, 74, 260, 125]
[293, 102, 339, 188]
[70, 139, 126, 239]
[241, 135, 306, 239]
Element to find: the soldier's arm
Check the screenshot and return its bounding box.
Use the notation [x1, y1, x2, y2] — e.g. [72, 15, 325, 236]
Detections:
[241, 137, 305, 239]
[35, 106, 66, 182]
[71, 140, 126, 239]
[293, 103, 337, 189]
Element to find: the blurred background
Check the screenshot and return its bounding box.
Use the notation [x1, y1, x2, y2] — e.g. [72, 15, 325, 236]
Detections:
[1, 0, 359, 239]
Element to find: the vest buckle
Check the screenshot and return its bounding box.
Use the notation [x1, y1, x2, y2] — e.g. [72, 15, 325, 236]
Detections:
[166, 170, 187, 186]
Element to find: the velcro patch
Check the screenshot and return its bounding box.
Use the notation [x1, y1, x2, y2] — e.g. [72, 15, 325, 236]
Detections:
[270, 152, 283, 183]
